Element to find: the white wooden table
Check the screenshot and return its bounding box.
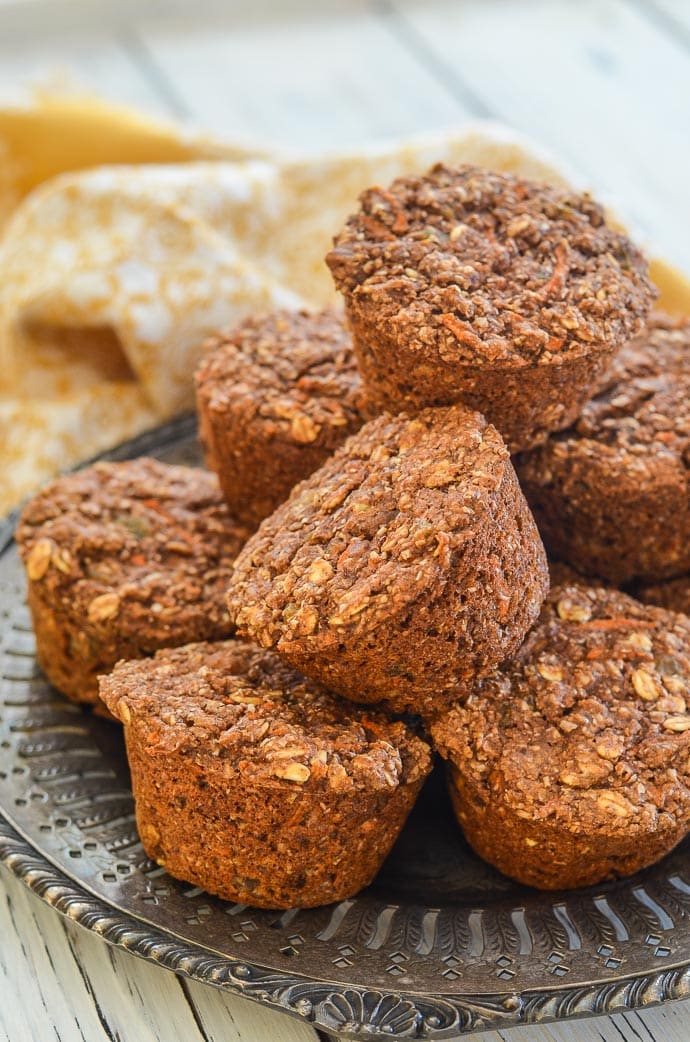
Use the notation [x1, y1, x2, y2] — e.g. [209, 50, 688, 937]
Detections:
[1, 1, 689, 1040]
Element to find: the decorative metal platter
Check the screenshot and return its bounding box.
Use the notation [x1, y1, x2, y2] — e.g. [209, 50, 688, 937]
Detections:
[1, 415, 689, 1040]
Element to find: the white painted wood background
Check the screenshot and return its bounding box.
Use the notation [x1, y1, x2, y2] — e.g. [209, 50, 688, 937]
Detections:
[0, 1, 689, 1039]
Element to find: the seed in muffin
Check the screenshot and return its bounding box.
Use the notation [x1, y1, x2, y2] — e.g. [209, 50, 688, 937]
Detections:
[596, 735, 625, 761]
[287, 606, 319, 636]
[596, 790, 633, 818]
[308, 559, 334, 584]
[52, 547, 73, 574]
[26, 539, 55, 581]
[631, 668, 661, 701]
[625, 632, 653, 653]
[290, 413, 320, 444]
[658, 695, 686, 714]
[267, 745, 310, 760]
[537, 661, 563, 682]
[88, 592, 121, 624]
[663, 715, 690, 732]
[556, 596, 591, 623]
[328, 762, 348, 788]
[140, 823, 160, 846]
[117, 699, 131, 725]
[273, 761, 312, 783]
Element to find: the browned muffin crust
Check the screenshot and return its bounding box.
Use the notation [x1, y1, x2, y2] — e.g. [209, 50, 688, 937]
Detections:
[100, 640, 432, 908]
[431, 584, 690, 890]
[326, 164, 655, 451]
[195, 307, 369, 527]
[227, 406, 548, 716]
[16, 459, 250, 705]
[516, 314, 690, 584]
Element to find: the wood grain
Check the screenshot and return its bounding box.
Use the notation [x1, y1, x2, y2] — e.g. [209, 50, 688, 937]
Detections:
[131, 2, 471, 146]
[0, 27, 171, 114]
[0, 863, 320, 1042]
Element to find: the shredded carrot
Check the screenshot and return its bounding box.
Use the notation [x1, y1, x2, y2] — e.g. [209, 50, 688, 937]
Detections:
[440, 313, 482, 348]
[360, 215, 394, 240]
[540, 240, 570, 298]
[142, 498, 166, 513]
[142, 498, 195, 543]
[392, 211, 409, 234]
[577, 618, 647, 631]
[143, 501, 176, 525]
[377, 188, 410, 234]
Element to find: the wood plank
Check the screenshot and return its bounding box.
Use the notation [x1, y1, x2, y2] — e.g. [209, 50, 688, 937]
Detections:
[492, 1003, 690, 1042]
[632, 0, 690, 39]
[132, 2, 473, 149]
[182, 975, 322, 1042]
[0, 864, 119, 1042]
[387, 0, 690, 274]
[0, 34, 172, 115]
[0, 863, 319, 1042]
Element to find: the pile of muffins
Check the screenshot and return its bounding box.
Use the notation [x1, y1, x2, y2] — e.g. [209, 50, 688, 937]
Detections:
[16, 163, 690, 907]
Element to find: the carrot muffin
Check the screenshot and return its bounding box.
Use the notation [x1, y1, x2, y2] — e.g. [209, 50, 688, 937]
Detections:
[16, 459, 250, 705]
[227, 406, 548, 716]
[516, 314, 690, 583]
[431, 584, 690, 890]
[195, 308, 369, 527]
[549, 560, 611, 589]
[326, 164, 654, 452]
[636, 575, 690, 617]
[100, 640, 432, 908]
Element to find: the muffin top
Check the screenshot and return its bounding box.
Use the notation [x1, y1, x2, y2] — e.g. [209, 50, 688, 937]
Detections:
[100, 640, 432, 793]
[431, 584, 690, 835]
[195, 307, 368, 443]
[227, 406, 513, 650]
[327, 164, 654, 368]
[16, 459, 249, 639]
[517, 313, 690, 482]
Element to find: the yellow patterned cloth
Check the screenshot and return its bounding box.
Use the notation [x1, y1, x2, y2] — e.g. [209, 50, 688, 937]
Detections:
[1, 95, 689, 513]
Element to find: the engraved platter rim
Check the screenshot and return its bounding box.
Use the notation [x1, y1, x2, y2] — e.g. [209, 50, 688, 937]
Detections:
[0, 413, 688, 1041]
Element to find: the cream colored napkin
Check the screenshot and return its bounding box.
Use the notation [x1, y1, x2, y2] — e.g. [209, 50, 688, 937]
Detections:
[1, 98, 688, 513]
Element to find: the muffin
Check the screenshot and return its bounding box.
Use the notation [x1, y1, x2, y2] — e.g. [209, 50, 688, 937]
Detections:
[100, 640, 432, 908]
[227, 406, 548, 717]
[326, 164, 655, 452]
[548, 560, 612, 589]
[516, 314, 690, 583]
[195, 307, 369, 528]
[16, 459, 250, 705]
[431, 584, 690, 890]
[636, 575, 690, 617]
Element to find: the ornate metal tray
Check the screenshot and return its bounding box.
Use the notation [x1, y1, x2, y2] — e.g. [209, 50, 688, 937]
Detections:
[0, 415, 689, 1040]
